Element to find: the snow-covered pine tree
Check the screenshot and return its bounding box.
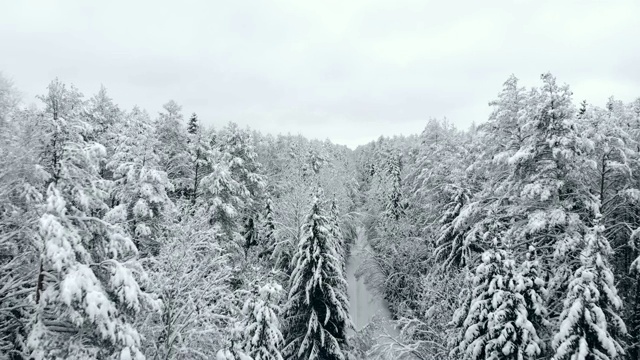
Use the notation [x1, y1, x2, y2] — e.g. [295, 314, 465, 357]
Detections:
[186, 114, 210, 203]
[552, 218, 627, 360]
[484, 74, 528, 162]
[85, 85, 121, 152]
[384, 150, 404, 223]
[28, 79, 157, 360]
[154, 100, 191, 199]
[209, 123, 266, 248]
[241, 283, 284, 360]
[283, 195, 351, 360]
[187, 112, 199, 135]
[109, 107, 174, 256]
[198, 148, 244, 243]
[217, 122, 266, 211]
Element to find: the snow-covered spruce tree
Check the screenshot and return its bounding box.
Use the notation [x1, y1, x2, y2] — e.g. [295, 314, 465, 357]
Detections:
[186, 113, 211, 204]
[187, 112, 199, 135]
[552, 219, 627, 360]
[243, 214, 259, 256]
[240, 283, 284, 360]
[458, 244, 542, 360]
[28, 79, 157, 360]
[217, 122, 266, 212]
[258, 197, 276, 260]
[218, 123, 266, 254]
[283, 195, 352, 360]
[384, 150, 404, 223]
[433, 184, 479, 270]
[198, 147, 244, 243]
[514, 246, 550, 352]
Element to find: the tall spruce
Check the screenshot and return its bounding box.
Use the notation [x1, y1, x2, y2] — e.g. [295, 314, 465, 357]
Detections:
[241, 283, 284, 360]
[283, 195, 351, 360]
[553, 218, 626, 360]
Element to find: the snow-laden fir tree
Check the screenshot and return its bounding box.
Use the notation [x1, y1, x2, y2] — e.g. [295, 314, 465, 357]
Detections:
[283, 194, 352, 360]
[458, 243, 542, 360]
[28, 79, 157, 360]
[552, 218, 626, 360]
[240, 282, 284, 360]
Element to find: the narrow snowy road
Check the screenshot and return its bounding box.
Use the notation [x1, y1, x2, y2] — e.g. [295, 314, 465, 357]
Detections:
[346, 227, 393, 330]
[346, 227, 403, 359]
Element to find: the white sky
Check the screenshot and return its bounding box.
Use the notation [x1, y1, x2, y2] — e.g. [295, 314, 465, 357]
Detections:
[1, 0, 639, 148]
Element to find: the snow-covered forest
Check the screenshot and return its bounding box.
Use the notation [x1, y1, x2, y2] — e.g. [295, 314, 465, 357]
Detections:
[2, 71, 640, 360]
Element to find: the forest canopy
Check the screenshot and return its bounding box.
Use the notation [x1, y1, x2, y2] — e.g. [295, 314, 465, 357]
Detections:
[1, 72, 640, 360]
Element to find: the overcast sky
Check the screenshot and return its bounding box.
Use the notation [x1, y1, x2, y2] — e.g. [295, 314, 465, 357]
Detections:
[1, 0, 639, 148]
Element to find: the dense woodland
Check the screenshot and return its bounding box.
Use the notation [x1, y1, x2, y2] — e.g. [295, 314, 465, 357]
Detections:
[1, 71, 640, 360]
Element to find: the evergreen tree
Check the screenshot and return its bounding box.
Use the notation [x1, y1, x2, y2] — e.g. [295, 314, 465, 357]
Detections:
[283, 195, 351, 360]
[155, 100, 191, 198]
[243, 215, 258, 255]
[459, 245, 542, 360]
[259, 197, 276, 259]
[187, 112, 199, 135]
[109, 107, 173, 256]
[186, 115, 210, 203]
[514, 246, 550, 352]
[552, 218, 627, 360]
[198, 149, 244, 242]
[384, 150, 404, 222]
[241, 283, 284, 360]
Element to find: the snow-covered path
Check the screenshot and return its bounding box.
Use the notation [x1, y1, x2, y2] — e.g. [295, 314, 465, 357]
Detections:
[346, 226, 403, 358]
[346, 227, 393, 331]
